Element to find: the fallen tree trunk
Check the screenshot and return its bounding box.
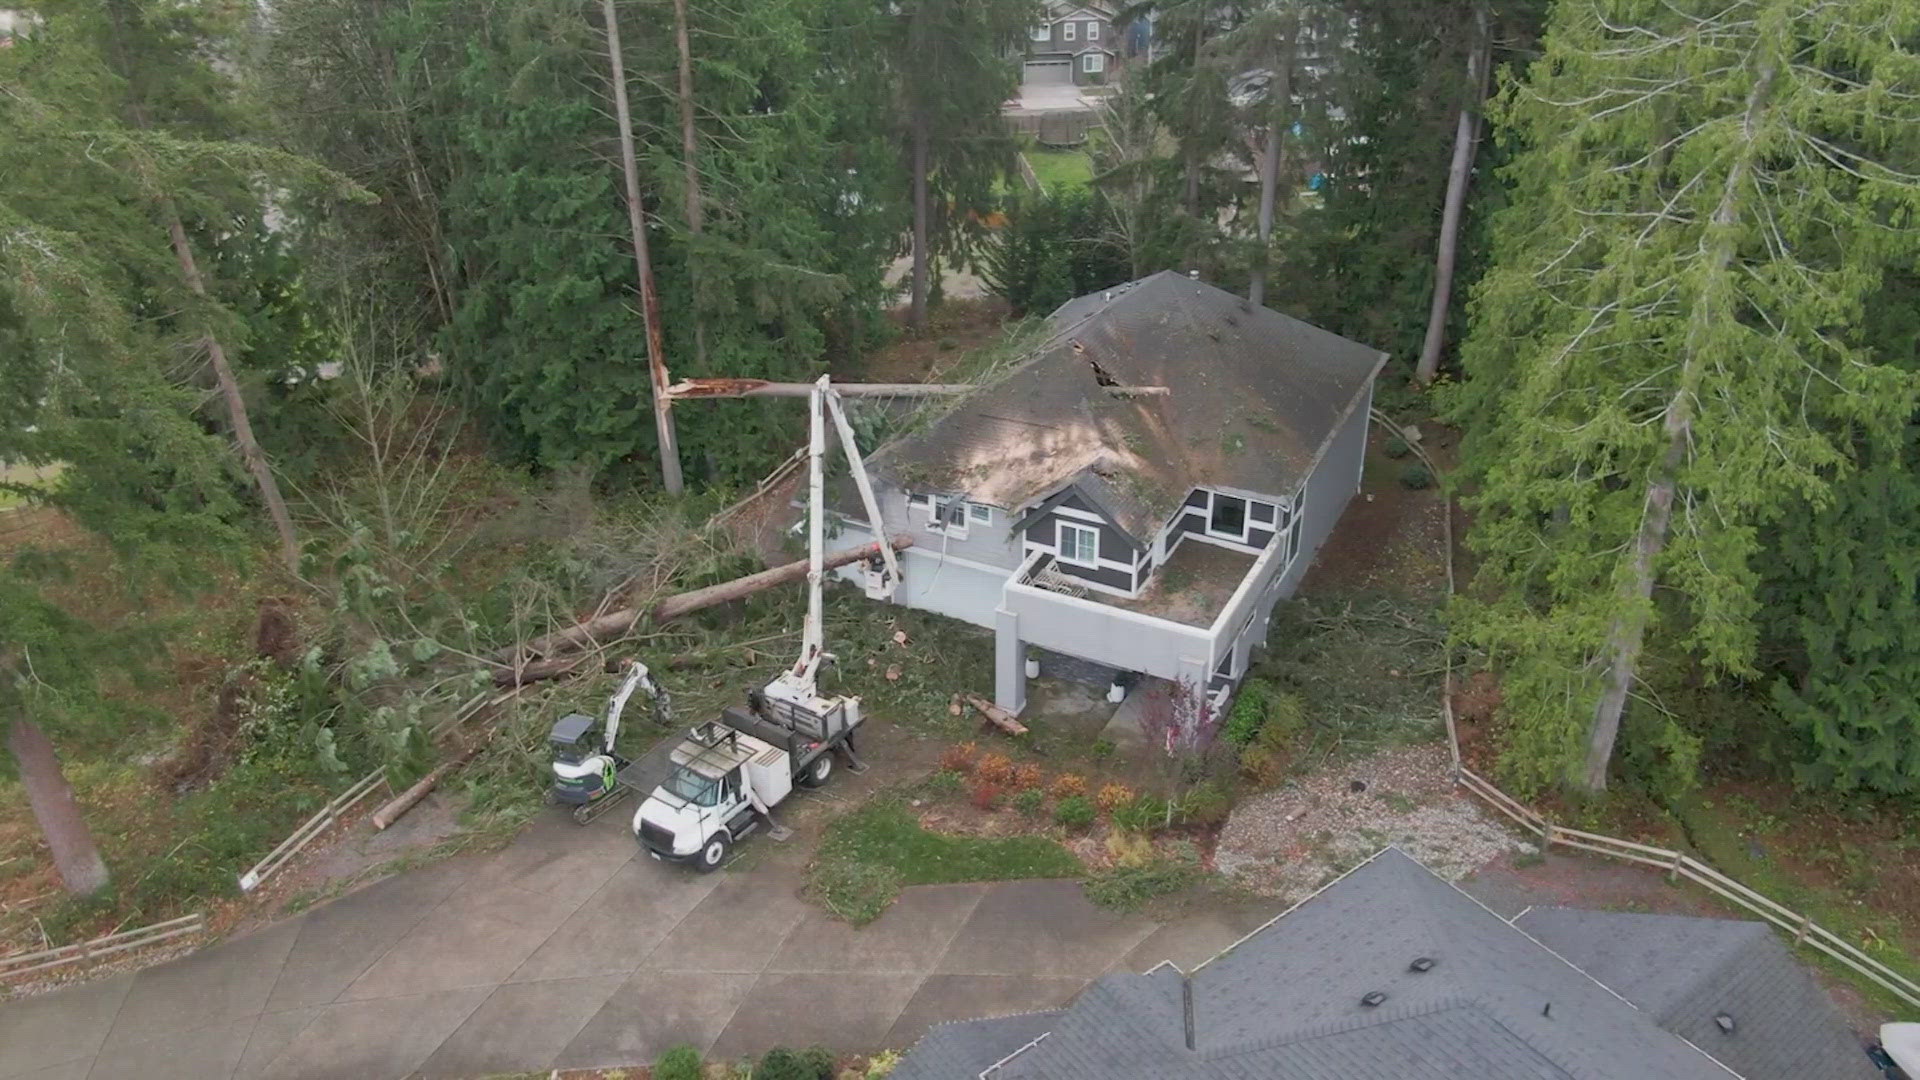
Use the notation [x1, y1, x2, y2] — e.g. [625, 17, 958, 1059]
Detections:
[371, 743, 483, 830]
[665, 379, 1169, 400]
[503, 534, 914, 663]
[493, 657, 591, 688]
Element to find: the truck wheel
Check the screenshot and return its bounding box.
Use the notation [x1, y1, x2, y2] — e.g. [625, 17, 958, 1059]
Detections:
[800, 753, 833, 788]
[695, 834, 730, 873]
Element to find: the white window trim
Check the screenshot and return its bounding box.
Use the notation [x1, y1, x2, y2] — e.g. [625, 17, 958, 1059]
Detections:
[1057, 522, 1099, 567]
[968, 503, 994, 526]
[1062, 20, 1076, 40]
[1086, 20, 1099, 39]
[1030, 24, 1049, 41]
[1082, 52, 1103, 73]
[921, 495, 970, 539]
[1206, 492, 1249, 543]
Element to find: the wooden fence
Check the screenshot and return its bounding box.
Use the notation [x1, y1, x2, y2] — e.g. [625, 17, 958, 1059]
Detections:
[0, 914, 205, 982]
[238, 767, 390, 893]
[1002, 109, 1097, 147]
[1454, 766, 1920, 1009]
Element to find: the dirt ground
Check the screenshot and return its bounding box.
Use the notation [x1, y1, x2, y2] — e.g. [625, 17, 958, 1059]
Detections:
[1300, 421, 1457, 598]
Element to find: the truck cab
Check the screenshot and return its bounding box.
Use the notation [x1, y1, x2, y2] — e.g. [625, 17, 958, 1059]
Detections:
[633, 722, 793, 871]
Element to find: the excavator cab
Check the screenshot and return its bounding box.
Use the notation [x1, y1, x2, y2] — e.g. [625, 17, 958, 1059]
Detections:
[547, 713, 600, 766]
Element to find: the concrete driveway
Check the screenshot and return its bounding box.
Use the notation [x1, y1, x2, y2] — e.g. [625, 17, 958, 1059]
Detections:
[0, 811, 1280, 1079]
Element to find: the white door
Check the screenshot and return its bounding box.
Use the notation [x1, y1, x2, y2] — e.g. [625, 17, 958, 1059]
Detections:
[1024, 60, 1073, 86]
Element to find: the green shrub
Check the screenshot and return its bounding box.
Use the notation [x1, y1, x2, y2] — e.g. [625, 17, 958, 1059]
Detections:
[1085, 857, 1202, 911]
[1053, 794, 1096, 829]
[924, 769, 964, 797]
[1178, 780, 1232, 827]
[1090, 738, 1116, 760]
[1384, 436, 1411, 458]
[1398, 463, 1432, 489]
[655, 1045, 703, 1080]
[1012, 788, 1045, 815]
[754, 1046, 836, 1080]
[1111, 796, 1169, 835]
[1226, 679, 1273, 745]
[1257, 692, 1306, 750]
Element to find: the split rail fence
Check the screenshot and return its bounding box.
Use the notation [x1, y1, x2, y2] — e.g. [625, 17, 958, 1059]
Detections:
[237, 766, 391, 893]
[1386, 409, 1920, 1012]
[0, 914, 205, 982]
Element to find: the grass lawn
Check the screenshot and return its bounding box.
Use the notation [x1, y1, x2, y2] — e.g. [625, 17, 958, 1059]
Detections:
[806, 800, 1080, 924]
[1024, 149, 1093, 192]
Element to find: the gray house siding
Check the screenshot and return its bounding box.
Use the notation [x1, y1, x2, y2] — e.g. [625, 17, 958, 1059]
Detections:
[828, 518, 1009, 630]
[1211, 380, 1373, 685]
[876, 484, 1023, 571]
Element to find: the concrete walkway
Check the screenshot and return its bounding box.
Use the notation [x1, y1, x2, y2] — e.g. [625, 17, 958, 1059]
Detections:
[0, 811, 1280, 1079]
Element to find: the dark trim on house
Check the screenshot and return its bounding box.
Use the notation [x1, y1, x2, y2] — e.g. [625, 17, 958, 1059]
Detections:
[1054, 559, 1132, 591]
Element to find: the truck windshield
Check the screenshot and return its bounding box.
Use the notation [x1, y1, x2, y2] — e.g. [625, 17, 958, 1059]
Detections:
[663, 765, 719, 807]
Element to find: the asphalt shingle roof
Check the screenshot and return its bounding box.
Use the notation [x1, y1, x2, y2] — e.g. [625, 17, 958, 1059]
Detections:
[861, 271, 1388, 539]
[892, 848, 1875, 1079]
[1515, 908, 1876, 1080]
[889, 1011, 1060, 1080]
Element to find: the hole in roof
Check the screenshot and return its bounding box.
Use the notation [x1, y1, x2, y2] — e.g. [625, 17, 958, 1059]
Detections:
[1409, 957, 1435, 973]
[1360, 991, 1388, 1008]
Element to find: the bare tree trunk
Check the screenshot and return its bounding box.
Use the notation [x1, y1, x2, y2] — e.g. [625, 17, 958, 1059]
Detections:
[1182, 11, 1207, 218]
[164, 216, 302, 575]
[1580, 62, 1776, 794]
[9, 719, 109, 896]
[601, 0, 684, 495]
[671, 0, 708, 367]
[1248, 22, 1294, 307]
[1414, 5, 1490, 387]
[909, 112, 932, 332]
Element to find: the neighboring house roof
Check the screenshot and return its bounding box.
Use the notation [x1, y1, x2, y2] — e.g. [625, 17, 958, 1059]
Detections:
[1515, 908, 1877, 1080]
[890, 1011, 1061, 1080]
[892, 848, 1877, 1080]
[1043, 1, 1115, 20]
[860, 271, 1388, 538]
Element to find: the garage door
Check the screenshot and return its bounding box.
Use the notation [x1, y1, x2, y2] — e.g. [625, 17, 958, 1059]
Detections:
[1024, 60, 1073, 86]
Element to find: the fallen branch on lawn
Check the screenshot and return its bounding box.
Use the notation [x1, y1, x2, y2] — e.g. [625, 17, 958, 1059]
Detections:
[966, 695, 1029, 736]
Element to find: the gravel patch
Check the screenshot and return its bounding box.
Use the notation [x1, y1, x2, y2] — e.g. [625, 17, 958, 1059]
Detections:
[1216, 741, 1533, 900]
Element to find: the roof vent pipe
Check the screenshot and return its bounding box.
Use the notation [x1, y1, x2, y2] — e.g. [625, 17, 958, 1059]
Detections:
[1409, 957, 1435, 973]
[1360, 991, 1388, 1008]
[1715, 1014, 1736, 1034]
[1188, 268, 1199, 280]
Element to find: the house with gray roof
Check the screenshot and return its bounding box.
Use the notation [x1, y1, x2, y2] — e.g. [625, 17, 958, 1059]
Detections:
[891, 848, 1879, 1080]
[828, 271, 1387, 718]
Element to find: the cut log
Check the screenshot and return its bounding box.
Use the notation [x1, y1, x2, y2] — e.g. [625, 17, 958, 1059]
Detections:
[371, 744, 482, 831]
[504, 535, 914, 662]
[966, 695, 1029, 736]
[493, 656, 590, 688]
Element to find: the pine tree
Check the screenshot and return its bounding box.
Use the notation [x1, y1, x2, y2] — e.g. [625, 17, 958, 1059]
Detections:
[1449, 0, 1920, 795]
[890, 0, 1032, 331]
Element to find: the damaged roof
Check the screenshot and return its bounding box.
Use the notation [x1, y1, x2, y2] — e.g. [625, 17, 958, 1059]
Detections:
[863, 271, 1388, 539]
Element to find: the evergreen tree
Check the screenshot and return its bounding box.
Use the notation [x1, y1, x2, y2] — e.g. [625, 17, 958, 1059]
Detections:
[890, 0, 1033, 331]
[1449, 0, 1920, 795]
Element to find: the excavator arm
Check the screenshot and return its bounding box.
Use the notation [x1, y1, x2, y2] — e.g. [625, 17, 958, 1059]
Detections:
[602, 658, 671, 756]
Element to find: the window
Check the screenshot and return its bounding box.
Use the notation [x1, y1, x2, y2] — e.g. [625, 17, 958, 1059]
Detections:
[928, 497, 969, 538]
[1081, 52, 1104, 73]
[1086, 20, 1099, 39]
[1062, 20, 1075, 40]
[1031, 24, 1049, 41]
[1209, 493, 1247, 540]
[968, 503, 993, 526]
[1058, 522, 1099, 566]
